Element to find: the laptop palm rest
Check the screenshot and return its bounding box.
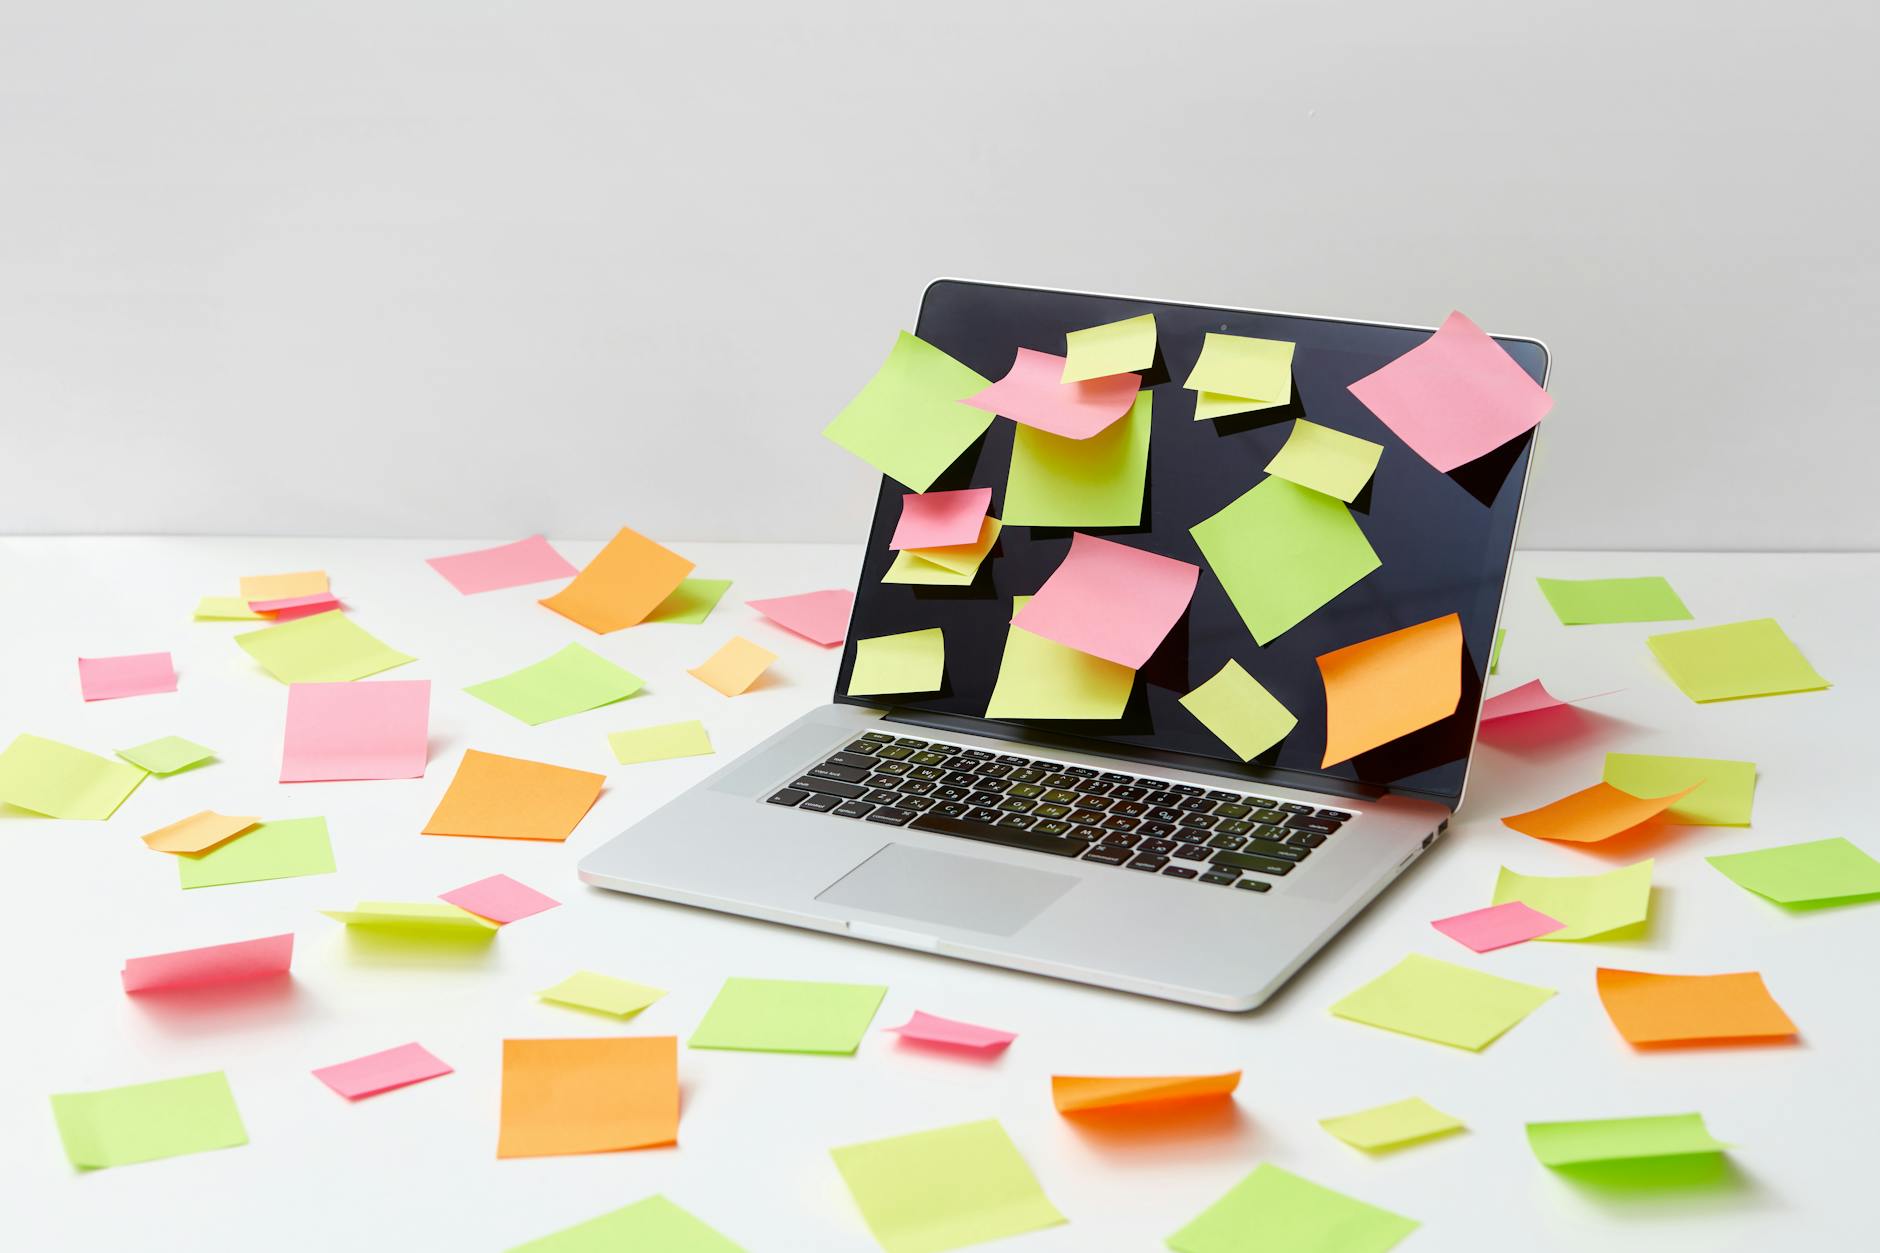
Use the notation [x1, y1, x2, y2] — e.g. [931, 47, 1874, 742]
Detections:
[817, 844, 1077, 938]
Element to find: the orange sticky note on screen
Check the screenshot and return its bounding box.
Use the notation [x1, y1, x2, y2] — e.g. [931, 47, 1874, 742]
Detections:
[539, 526, 694, 634]
[689, 636, 778, 696]
[496, 1036, 678, 1158]
[1502, 781, 1700, 844]
[1317, 613, 1462, 767]
[421, 749, 604, 841]
[1596, 968, 1797, 1046]
[1052, 1071, 1241, 1113]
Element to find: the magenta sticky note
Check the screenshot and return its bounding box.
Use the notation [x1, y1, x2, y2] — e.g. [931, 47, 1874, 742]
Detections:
[1011, 532, 1199, 668]
[890, 488, 993, 551]
[1347, 310, 1553, 473]
[1431, 901, 1564, 952]
[438, 873, 560, 924]
[121, 933, 294, 993]
[747, 588, 855, 648]
[886, 1010, 1017, 1052]
[279, 679, 430, 782]
[250, 592, 342, 620]
[77, 652, 177, 701]
[1479, 679, 1618, 723]
[961, 347, 1140, 439]
[425, 535, 579, 595]
[312, 1042, 453, 1100]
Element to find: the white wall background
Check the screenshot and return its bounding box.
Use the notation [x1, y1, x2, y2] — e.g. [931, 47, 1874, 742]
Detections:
[2, 1, 1875, 548]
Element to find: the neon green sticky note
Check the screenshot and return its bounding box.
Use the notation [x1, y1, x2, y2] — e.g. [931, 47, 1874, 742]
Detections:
[688, 977, 886, 1054]
[508, 1195, 747, 1253]
[194, 595, 263, 620]
[1168, 1163, 1417, 1253]
[178, 817, 335, 889]
[50, 1071, 248, 1169]
[645, 578, 733, 625]
[823, 331, 993, 492]
[322, 900, 498, 935]
[882, 519, 1003, 585]
[1004, 390, 1151, 527]
[831, 1119, 1065, 1253]
[609, 720, 714, 765]
[0, 734, 146, 819]
[538, 971, 667, 1017]
[986, 595, 1134, 720]
[1647, 618, 1829, 702]
[1330, 953, 1554, 1050]
[1527, 1113, 1729, 1168]
[1490, 627, 1506, 675]
[234, 611, 414, 683]
[1193, 391, 1288, 420]
[1180, 660, 1296, 760]
[848, 628, 946, 697]
[1536, 576, 1691, 625]
[1320, 1097, 1465, 1152]
[1603, 753, 1756, 826]
[466, 643, 645, 725]
[1493, 859, 1654, 941]
[1183, 333, 1295, 419]
[1264, 419, 1383, 503]
[1062, 312, 1155, 382]
[1190, 476, 1380, 645]
[115, 735, 215, 776]
[1706, 837, 1880, 907]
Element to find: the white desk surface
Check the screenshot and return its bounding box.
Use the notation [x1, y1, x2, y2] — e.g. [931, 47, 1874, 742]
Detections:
[5, 537, 1873, 1251]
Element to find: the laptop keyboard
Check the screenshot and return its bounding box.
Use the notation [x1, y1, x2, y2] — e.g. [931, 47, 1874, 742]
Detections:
[764, 731, 1353, 893]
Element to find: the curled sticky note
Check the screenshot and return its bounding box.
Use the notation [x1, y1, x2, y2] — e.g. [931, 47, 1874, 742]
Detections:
[1052, 1071, 1240, 1113]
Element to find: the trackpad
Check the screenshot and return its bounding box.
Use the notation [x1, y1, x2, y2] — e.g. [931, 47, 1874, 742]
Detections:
[816, 844, 1077, 938]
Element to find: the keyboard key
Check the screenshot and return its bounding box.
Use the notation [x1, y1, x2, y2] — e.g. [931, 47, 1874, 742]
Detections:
[1145, 790, 1180, 806]
[1178, 814, 1219, 831]
[1146, 806, 1181, 824]
[894, 737, 929, 747]
[1071, 825, 1105, 841]
[910, 751, 946, 766]
[1280, 802, 1314, 814]
[832, 801, 875, 819]
[899, 780, 935, 795]
[997, 753, 1028, 765]
[1318, 809, 1353, 821]
[1216, 819, 1253, 835]
[1200, 872, 1240, 886]
[999, 797, 1037, 813]
[875, 746, 912, 760]
[875, 761, 911, 776]
[1042, 772, 1079, 788]
[1289, 831, 1327, 848]
[1126, 854, 1168, 872]
[1205, 789, 1241, 802]
[1169, 783, 1204, 796]
[1139, 838, 1177, 855]
[862, 731, 893, 742]
[977, 763, 1013, 778]
[1083, 846, 1130, 866]
[1034, 820, 1071, 836]
[843, 741, 880, 755]
[865, 789, 901, 805]
[965, 806, 1002, 823]
[966, 791, 1001, 807]
[1246, 796, 1278, 808]
[934, 785, 969, 802]
[1110, 785, 1149, 802]
[1261, 844, 1310, 862]
[909, 813, 1090, 858]
[800, 792, 842, 813]
[910, 766, 944, 782]
[1034, 803, 1070, 820]
[1162, 866, 1199, 879]
[1109, 800, 1147, 818]
[1073, 795, 1113, 813]
[1042, 788, 1079, 805]
[1209, 849, 1294, 876]
[943, 771, 979, 787]
[1008, 783, 1045, 799]
[1100, 771, 1135, 784]
[826, 751, 878, 770]
[997, 814, 1037, 829]
[1062, 765, 1098, 778]
[1179, 797, 1216, 813]
[1287, 816, 1340, 835]
[792, 776, 867, 800]
[1174, 843, 1211, 861]
[1077, 779, 1114, 796]
[810, 762, 871, 784]
[1101, 816, 1141, 833]
[1008, 768, 1046, 783]
[1139, 821, 1177, 839]
[1235, 878, 1272, 892]
[1214, 802, 1250, 819]
[932, 801, 967, 818]
[943, 757, 979, 772]
[900, 796, 935, 811]
[1068, 808, 1106, 825]
[1208, 834, 1247, 851]
[767, 788, 809, 807]
[1101, 832, 1141, 848]
[1251, 808, 1287, 824]
[866, 808, 916, 826]
[961, 749, 995, 760]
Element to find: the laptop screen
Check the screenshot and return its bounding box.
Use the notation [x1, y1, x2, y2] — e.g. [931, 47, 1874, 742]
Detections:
[832, 280, 1547, 810]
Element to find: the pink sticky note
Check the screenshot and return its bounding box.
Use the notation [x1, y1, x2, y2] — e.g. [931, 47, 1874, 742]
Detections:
[425, 535, 580, 595]
[439, 873, 561, 924]
[886, 1010, 1017, 1052]
[1479, 679, 1618, 722]
[1432, 901, 1564, 952]
[250, 592, 342, 620]
[1011, 533, 1199, 668]
[962, 347, 1140, 439]
[77, 652, 177, 701]
[280, 679, 430, 782]
[890, 488, 993, 551]
[312, 1042, 453, 1100]
[121, 933, 295, 993]
[747, 588, 855, 648]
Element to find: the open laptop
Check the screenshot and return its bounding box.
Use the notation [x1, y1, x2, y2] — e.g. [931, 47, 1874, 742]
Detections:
[580, 279, 1548, 1011]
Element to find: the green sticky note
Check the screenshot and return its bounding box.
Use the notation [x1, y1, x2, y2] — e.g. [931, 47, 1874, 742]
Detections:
[115, 735, 215, 776]
[322, 901, 498, 935]
[1190, 476, 1381, 645]
[1490, 626, 1506, 675]
[1167, 1163, 1417, 1253]
[194, 595, 263, 620]
[848, 628, 946, 697]
[1193, 391, 1289, 421]
[1180, 660, 1296, 760]
[1527, 1113, 1729, 1168]
[609, 720, 714, 765]
[538, 971, 667, 1017]
[645, 578, 733, 625]
[1706, 837, 1880, 908]
[178, 817, 335, 889]
[986, 595, 1135, 720]
[830, 1119, 1065, 1253]
[1003, 389, 1151, 527]
[1647, 618, 1829, 702]
[1493, 859, 1654, 941]
[508, 1195, 747, 1253]
[1536, 576, 1692, 625]
[1331, 954, 1554, 1050]
[1602, 753, 1756, 826]
[50, 1071, 248, 1170]
[0, 734, 146, 819]
[1062, 313, 1156, 382]
[1320, 1097, 1465, 1152]
[823, 331, 993, 492]
[235, 611, 414, 683]
[1184, 333, 1295, 419]
[1264, 419, 1383, 503]
[466, 643, 645, 725]
[688, 977, 886, 1054]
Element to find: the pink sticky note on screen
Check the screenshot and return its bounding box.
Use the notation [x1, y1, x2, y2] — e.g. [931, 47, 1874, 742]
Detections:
[891, 488, 992, 551]
[1011, 533, 1199, 668]
[1347, 310, 1553, 473]
[747, 589, 855, 647]
[425, 535, 579, 595]
[1432, 901, 1563, 952]
[312, 1042, 453, 1100]
[77, 652, 177, 701]
[121, 933, 294, 993]
[1479, 679, 1618, 722]
[962, 347, 1140, 439]
[280, 679, 430, 782]
[250, 592, 342, 620]
[439, 874, 560, 924]
[886, 1010, 1017, 1052]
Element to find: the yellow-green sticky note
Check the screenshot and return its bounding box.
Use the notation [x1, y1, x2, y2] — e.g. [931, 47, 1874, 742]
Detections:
[848, 628, 946, 697]
[1706, 837, 1880, 908]
[508, 1195, 746, 1253]
[1179, 660, 1296, 760]
[1494, 859, 1654, 941]
[609, 720, 714, 765]
[50, 1071, 248, 1170]
[831, 1119, 1066, 1253]
[1320, 1097, 1465, 1152]
[0, 734, 146, 819]
[467, 643, 645, 725]
[116, 735, 215, 776]
[178, 817, 335, 889]
[1264, 419, 1383, 503]
[1184, 333, 1295, 419]
[688, 977, 886, 1054]
[1003, 390, 1151, 527]
[823, 331, 993, 492]
[194, 595, 263, 621]
[1527, 1113, 1729, 1168]
[1603, 753, 1756, 826]
[1062, 313, 1156, 383]
[322, 901, 498, 936]
[1490, 626, 1506, 675]
[1190, 476, 1380, 645]
[1168, 1163, 1416, 1253]
[538, 971, 667, 1017]
[883, 518, 1003, 585]
[1536, 576, 1691, 625]
[1647, 618, 1828, 702]
[986, 595, 1134, 720]
[1330, 953, 1554, 1050]
[235, 610, 414, 683]
[645, 578, 733, 625]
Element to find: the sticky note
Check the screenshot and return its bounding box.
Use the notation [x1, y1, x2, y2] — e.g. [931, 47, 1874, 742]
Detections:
[609, 720, 715, 764]
[1705, 837, 1880, 907]
[466, 643, 644, 725]
[1320, 1097, 1465, 1152]
[1526, 1113, 1729, 1169]
[1190, 476, 1380, 646]
[178, 817, 335, 889]
[848, 628, 946, 696]
[1183, 333, 1295, 419]
[312, 1042, 452, 1099]
[884, 1011, 1015, 1053]
[1431, 901, 1563, 952]
[890, 487, 992, 550]
[830, 1119, 1065, 1253]
[1502, 780, 1699, 844]
[823, 331, 994, 492]
[1490, 626, 1505, 674]
[1493, 860, 1654, 940]
[1318, 613, 1462, 767]
[322, 901, 499, 936]
[883, 516, 1003, 584]
[1265, 419, 1383, 502]
[689, 636, 777, 696]
[50, 1072, 247, 1170]
[645, 578, 734, 625]
[250, 591, 341, 620]
[498, 1036, 679, 1158]
[194, 595, 263, 620]
[121, 933, 293, 993]
[141, 810, 259, 854]
[1603, 753, 1755, 826]
[1596, 968, 1796, 1046]
[539, 525, 694, 634]
[538, 971, 667, 1017]
[1536, 575, 1690, 625]
[115, 735, 214, 775]
[77, 652, 176, 701]
[241, 570, 327, 600]
[1052, 1071, 1240, 1113]
[1003, 388, 1152, 528]
[0, 733, 145, 819]
[422, 750, 605, 841]
[439, 873, 561, 924]
[1180, 660, 1296, 760]
[1012, 532, 1198, 668]
[1063, 312, 1156, 382]
[508, 1195, 746, 1253]
[963, 346, 1140, 439]
[235, 610, 414, 683]
[688, 977, 886, 1054]
[280, 679, 429, 782]
[1168, 1164, 1416, 1253]
[1479, 678, 1615, 722]
[425, 535, 578, 594]
[1647, 618, 1828, 701]
[986, 595, 1135, 720]
[747, 588, 854, 646]
[1330, 953, 1554, 1050]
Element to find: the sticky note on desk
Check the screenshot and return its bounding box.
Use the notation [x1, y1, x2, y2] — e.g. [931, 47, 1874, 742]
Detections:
[77, 652, 176, 701]
[1431, 901, 1562, 952]
[1317, 613, 1461, 767]
[1190, 476, 1379, 647]
[440, 873, 560, 924]
[1478, 678, 1613, 723]
[141, 810, 259, 854]
[0, 733, 146, 819]
[498, 1036, 678, 1158]
[1536, 575, 1690, 624]
[1168, 1163, 1416, 1253]
[241, 570, 327, 601]
[178, 817, 335, 889]
[422, 750, 605, 842]
[466, 644, 644, 725]
[1647, 617, 1829, 701]
[1052, 1071, 1239, 1113]
[747, 588, 854, 646]
[1180, 660, 1295, 760]
[689, 636, 777, 696]
[963, 346, 1140, 439]
[509, 1195, 747, 1253]
[822, 331, 993, 492]
[610, 720, 714, 765]
[1705, 837, 1880, 907]
[688, 977, 886, 1054]
[281, 679, 430, 782]
[1320, 1097, 1464, 1152]
[885, 1011, 1016, 1053]
[1063, 312, 1156, 382]
[1493, 859, 1654, 940]
[1501, 780, 1698, 844]
[538, 971, 666, 1017]
[1330, 953, 1554, 1050]
[1602, 753, 1754, 826]
[194, 595, 263, 620]
[425, 535, 578, 594]
[1596, 968, 1796, 1046]
[1265, 419, 1383, 503]
[236, 611, 413, 683]
[1011, 532, 1198, 669]
[1003, 390, 1151, 529]
[323, 901, 498, 936]
[831, 1118, 1066, 1253]
[1526, 1112, 1729, 1169]
[121, 933, 293, 993]
[116, 735, 214, 775]
[645, 578, 734, 624]
[539, 525, 694, 634]
[51, 1071, 248, 1170]
[249, 591, 341, 620]
[1184, 333, 1295, 420]
[890, 487, 992, 551]
[848, 628, 945, 697]
[312, 1042, 452, 1100]
[985, 596, 1135, 720]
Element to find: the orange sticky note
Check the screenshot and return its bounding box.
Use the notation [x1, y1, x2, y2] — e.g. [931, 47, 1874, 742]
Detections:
[689, 636, 778, 696]
[1052, 1071, 1241, 1113]
[539, 526, 694, 634]
[1317, 613, 1462, 767]
[1502, 781, 1701, 844]
[141, 810, 261, 854]
[239, 570, 328, 601]
[496, 1036, 678, 1158]
[1596, 968, 1797, 1046]
[421, 749, 604, 841]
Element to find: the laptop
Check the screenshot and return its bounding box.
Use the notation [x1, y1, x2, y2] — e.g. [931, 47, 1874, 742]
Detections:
[580, 279, 1548, 1011]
